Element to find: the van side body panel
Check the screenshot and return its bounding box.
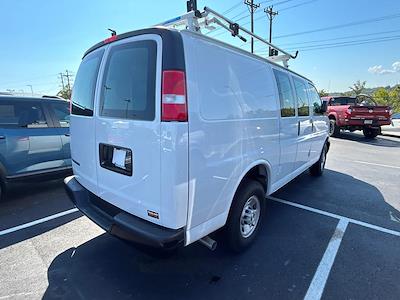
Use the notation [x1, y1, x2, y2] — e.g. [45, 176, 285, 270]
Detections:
[181, 32, 280, 244]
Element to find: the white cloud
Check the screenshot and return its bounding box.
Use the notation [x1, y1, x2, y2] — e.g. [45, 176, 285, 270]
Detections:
[368, 61, 400, 75]
[392, 61, 400, 72]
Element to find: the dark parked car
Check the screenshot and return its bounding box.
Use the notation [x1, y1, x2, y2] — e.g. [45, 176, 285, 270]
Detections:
[0, 96, 71, 198]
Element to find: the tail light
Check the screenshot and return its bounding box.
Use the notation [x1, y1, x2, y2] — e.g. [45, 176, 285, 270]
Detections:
[161, 70, 187, 122]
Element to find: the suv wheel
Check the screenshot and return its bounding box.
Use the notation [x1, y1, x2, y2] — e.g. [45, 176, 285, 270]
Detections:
[329, 119, 340, 137]
[363, 127, 379, 139]
[225, 179, 266, 252]
[309, 143, 328, 176]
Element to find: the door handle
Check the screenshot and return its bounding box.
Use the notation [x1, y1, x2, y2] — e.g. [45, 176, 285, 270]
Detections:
[298, 121, 300, 136]
[0, 135, 5, 139]
[64, 133, 70, 137]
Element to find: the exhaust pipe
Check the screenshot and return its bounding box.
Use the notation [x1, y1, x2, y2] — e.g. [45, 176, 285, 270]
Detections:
[199, 236, 217, 251]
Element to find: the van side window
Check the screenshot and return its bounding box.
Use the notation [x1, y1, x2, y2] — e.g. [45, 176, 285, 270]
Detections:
[273, 69, 296, 117]
[0, 101, 48, 128]
[293, 78, 309, 117]
[72, 49, 104, 116]
[308, 84, 323, 116]
[100, 40, 157, 121]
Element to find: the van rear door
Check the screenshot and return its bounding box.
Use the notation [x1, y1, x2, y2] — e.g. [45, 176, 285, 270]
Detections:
[94, 35, 164, 226]
[70, 48, 105, 194]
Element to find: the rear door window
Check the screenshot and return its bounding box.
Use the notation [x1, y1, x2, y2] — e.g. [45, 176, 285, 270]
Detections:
[273, 69, 296, 117]
[0, 100, 48, 128]
[71, 49, 104, 116]
[100, 40, 157, 121]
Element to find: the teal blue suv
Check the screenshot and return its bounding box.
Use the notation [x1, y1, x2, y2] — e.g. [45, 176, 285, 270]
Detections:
[0, 96, 71, 198]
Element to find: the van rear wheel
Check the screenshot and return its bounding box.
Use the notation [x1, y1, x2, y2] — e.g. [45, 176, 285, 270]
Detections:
[224, 179, 265, 253]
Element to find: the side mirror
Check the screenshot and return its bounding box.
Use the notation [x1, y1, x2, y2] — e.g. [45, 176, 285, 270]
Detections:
[320, 101, 328, 114]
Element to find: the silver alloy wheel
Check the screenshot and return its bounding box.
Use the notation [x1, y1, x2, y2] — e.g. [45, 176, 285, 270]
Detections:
[240, 195, 261, 238]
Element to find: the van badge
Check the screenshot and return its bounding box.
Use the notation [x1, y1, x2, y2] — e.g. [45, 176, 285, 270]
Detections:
[147, 210, 159, 219]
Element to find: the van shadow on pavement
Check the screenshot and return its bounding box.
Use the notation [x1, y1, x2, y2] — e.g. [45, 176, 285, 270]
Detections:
[42, 170, 387, 300]
[273, 169, 400, 231]
[333, 132, 400, 148]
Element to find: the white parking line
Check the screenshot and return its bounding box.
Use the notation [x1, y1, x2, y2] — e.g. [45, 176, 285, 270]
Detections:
[268, 196, 400, 237]
[304, 219, 348, 300]
[269, 196, 400, 300]
[353, 160, 400, 170]
[0, 208, 79, 236]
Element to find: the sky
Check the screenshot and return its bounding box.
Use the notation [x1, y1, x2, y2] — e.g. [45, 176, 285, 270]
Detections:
[0, 0, 399, 96]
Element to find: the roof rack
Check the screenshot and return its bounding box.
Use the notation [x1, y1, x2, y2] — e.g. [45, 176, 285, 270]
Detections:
[156, 1, 298, 68]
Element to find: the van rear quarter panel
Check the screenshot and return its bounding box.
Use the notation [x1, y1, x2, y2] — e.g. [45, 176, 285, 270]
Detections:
[181, 32, 280, 243]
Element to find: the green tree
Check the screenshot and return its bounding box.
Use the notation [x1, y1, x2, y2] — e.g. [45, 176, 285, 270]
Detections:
[57, 86, 72, 100]
[318, 89, 329, 97]
[349, 80, 366, 95]
[373, 87, 400, 112]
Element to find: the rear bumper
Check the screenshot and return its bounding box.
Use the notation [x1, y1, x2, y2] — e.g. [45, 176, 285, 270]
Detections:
[64, 175, 184, 250]
[340, 118, 391, 127]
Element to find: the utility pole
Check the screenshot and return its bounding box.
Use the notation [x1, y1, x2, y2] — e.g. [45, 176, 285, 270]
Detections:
[244, 0, 260, 53]
[63, 70, 73, 92]
[264, 6, 278, 56]
[59, 72, 65, 90]
[26, 85, 33, 96]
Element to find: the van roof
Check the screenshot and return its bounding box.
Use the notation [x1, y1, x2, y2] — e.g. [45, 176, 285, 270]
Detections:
[84, 27, 313, 85]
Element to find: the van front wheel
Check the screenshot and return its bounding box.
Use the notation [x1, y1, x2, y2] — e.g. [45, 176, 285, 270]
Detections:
[225, 179, 265, 252]
[309, 143, 328, 176]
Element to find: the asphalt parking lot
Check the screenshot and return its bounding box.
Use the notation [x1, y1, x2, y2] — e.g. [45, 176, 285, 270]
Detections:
[1, 132, 399, 300]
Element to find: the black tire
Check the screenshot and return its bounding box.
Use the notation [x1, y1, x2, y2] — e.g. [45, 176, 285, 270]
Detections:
[309, 143, 328, 177]
[363, 127, 379, 139]
[224, 179, 266, 253]
[329, 119, 340, 137]
[0, 178, 5, 201]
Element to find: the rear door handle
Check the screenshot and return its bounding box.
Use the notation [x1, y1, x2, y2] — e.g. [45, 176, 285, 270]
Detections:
[64, 133, 70, 137]
[0, 135, 5, 139]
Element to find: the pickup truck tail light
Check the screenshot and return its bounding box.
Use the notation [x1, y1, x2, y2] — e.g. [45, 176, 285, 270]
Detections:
[161, 70, 187, 122]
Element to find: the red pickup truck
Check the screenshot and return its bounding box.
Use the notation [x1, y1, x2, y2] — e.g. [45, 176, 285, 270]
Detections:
[322, 95, 392, 138]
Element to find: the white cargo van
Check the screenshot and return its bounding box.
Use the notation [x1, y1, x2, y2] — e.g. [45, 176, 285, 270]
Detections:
[65, 14, 329, 252]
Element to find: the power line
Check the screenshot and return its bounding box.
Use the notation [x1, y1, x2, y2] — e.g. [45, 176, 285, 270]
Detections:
[274, 12, 400, 39]
[256, 34, 400, 53]
[222, 1, 243, 15]
[275, 29, 400, 47]
[279, 0, 317, 12]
